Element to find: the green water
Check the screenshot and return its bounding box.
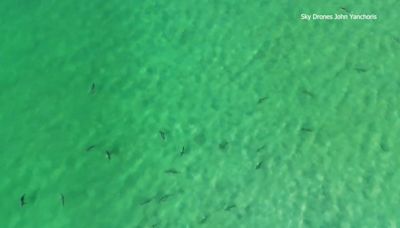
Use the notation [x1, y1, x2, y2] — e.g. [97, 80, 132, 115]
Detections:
[1, 1, 399, 227]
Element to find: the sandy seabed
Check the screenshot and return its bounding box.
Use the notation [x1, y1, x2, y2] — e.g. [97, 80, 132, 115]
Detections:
[0, 0, 399, 227]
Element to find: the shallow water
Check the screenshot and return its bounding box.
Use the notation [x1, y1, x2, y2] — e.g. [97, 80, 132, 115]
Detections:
[1, 1, 399, 227]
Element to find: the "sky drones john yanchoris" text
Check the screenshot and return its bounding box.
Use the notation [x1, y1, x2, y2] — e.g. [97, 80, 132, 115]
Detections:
[300, 13, 378, 21]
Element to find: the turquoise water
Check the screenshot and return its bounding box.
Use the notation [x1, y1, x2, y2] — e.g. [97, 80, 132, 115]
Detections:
[1, 1, 400, 227]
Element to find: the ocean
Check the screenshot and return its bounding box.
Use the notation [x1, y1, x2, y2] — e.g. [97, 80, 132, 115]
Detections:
[0, 0, 399, 227]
